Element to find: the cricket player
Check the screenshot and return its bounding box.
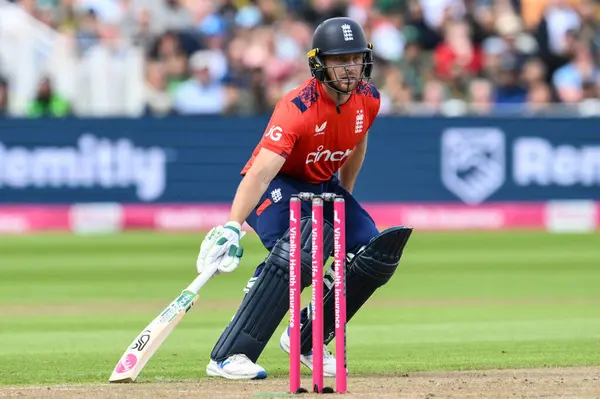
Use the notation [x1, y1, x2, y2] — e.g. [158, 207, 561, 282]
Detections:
[196, 17, 412, 379]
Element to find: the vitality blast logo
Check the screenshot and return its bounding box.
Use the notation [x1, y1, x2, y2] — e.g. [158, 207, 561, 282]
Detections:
[0, 134, 167, 201]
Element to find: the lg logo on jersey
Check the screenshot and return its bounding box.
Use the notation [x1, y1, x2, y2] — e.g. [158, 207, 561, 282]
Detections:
[306, 145, 353, 164]
[265, 126, 283, 141]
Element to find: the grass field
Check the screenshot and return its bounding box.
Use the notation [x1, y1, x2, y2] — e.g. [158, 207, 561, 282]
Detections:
[1, 230, 599, 397]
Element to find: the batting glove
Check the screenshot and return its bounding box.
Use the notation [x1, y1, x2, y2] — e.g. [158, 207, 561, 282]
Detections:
[197, 221, 245, 275]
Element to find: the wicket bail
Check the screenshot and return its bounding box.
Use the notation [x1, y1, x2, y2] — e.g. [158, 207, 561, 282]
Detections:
[289, 192, 347, 394]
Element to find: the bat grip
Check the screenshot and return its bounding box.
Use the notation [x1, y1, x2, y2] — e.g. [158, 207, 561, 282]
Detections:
[187, 264, 219, 294]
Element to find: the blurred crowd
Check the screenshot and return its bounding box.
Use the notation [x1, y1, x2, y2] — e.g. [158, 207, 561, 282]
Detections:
[1, 0, 600, 118]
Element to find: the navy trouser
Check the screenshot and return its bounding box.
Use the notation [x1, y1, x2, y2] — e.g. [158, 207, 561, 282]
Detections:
[246, 173, 379, 256]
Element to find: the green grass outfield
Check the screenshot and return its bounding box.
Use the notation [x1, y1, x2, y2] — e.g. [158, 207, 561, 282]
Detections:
[0, 231, 599, 386]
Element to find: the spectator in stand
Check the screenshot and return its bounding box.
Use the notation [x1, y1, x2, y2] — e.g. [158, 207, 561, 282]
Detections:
[553, 40, 600, 103]
[395, 26, 433, 101]
[534, 0, 582, 79]
[521, 57, 548, 90]
[26, 76, 71, 118]
[493, 54, 528, 105]
[434, 19, 483, 81]
[148, 30, 196, 94]
[143, 60, 174, 116]
[377, 63, 415, 115]
[1, 0, 600, 117]
[468, 78, 494, 114]
[421, 78, 448, 114]
[132, 0, 194, 36]
[419, 0, 465, 43]
[172, 49, 237, 115]
[527, 81, 554, 115]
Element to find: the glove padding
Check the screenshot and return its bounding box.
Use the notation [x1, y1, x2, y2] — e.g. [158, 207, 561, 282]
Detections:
[197, 221, 246, 274]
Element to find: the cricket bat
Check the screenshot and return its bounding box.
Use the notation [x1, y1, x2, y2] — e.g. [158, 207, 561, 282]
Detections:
[108, 267, 218, 383]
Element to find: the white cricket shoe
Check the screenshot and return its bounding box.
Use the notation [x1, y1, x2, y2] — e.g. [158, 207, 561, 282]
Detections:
[206, 354, 267, 380]
[280, 327, 337, 377]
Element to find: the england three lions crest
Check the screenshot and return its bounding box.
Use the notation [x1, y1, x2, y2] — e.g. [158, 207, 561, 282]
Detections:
[441, 128, 506, 205]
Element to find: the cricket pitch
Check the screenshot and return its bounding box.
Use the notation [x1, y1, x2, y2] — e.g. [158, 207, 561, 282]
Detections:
[1, 367, 598, 399]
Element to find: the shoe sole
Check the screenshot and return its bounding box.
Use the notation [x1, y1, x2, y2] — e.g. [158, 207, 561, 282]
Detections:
[206, 363, 267, 380]
[280, 333, 335, 377]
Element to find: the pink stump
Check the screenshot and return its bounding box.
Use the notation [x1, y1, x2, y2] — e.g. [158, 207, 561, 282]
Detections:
[311, 196, 324, 393]
[289, 196, 301, 393]
[334, 196, 347, 392]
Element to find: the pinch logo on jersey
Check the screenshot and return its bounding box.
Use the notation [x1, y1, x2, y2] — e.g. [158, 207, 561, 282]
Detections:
[306, 146, 353, 164]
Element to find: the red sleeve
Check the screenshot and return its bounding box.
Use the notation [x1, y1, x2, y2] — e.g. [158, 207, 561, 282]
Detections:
[260, 101, 304, 159]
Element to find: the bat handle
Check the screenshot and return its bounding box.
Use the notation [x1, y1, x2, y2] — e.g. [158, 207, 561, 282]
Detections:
[186, 264, 219, 294]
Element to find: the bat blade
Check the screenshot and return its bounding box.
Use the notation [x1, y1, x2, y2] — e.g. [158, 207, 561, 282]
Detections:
[108, 289, 199, 383]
